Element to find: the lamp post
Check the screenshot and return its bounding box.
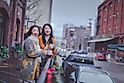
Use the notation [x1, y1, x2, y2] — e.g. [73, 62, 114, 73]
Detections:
[27, 20, 36, 28]
[25, 17, 36, 29]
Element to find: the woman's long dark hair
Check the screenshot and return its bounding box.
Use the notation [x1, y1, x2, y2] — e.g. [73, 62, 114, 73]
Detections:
[26, 25, 40, 38]
[42, 23, 54, 45]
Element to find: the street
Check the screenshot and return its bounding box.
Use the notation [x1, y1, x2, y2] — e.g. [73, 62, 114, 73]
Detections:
[94, 60, 124, 83]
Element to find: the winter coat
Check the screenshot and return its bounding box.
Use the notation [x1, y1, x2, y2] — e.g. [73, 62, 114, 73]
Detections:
[20, 36, 43, 80]
[38, 35, 57, 55]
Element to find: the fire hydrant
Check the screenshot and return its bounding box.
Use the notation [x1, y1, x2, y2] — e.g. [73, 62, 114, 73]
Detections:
[47, 68, 55, 83]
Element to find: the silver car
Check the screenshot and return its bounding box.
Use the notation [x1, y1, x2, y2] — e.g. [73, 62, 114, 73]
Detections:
[69, 66, 114, 83]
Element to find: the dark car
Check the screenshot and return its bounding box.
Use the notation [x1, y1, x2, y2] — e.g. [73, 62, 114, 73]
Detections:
[62, 53, 94, 71]
[71, 50, 87, 54]
[64, 64, 114, 83]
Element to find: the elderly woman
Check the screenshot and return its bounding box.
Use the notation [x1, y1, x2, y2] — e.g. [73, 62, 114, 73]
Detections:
[21, 25, 43, 82]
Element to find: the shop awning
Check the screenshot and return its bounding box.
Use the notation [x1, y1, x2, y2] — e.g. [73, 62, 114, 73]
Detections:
[117, 47, 124, 52]
[117, 44, 124, 52]
[88, 38, 114, 43]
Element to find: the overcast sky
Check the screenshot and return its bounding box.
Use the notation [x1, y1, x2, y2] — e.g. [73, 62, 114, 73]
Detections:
[51, 0, 103, 37]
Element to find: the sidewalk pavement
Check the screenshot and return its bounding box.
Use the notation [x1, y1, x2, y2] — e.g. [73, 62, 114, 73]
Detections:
[0, 55, 21, 83]
[114, 61, 124, 66]
[107, 59, 124, 66]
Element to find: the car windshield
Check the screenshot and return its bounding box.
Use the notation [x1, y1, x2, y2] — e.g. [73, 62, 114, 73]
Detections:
[79, 72, 113, 83]
[71, 57, 87, 63]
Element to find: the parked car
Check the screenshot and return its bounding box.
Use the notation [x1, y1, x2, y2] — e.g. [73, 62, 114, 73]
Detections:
[65, 64, 114, 83]
[71, 50, 87, 54]
[77, 50, 87, 54]
[95, 52, 106, 61]
[62, 53, 94, 71]
[58, 49, 66, 57]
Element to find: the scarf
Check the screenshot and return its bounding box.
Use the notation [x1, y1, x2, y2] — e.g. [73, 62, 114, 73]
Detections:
[29, 35, 41, 52]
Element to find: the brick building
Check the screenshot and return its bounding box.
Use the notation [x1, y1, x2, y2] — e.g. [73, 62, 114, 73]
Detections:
[88, 0, 124, 53]
[63, 24, 91, 51]
[0, 0, 27, 48]
[98, 0, 124, 38]
[0, 0, 27, 82]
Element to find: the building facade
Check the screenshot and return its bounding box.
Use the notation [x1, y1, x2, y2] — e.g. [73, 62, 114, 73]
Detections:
[98, 0, 124, 38]
[0, 0, 27, 48]
[63, 24, 91, 51]
[88, 0, 124, 58]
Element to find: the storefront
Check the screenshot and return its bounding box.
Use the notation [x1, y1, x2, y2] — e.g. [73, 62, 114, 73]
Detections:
[88, 37, 118, 53]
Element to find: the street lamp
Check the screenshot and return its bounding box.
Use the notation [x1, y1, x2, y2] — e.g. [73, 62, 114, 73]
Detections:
[25, 17, 36, 29]
[27, 20, 36, 28]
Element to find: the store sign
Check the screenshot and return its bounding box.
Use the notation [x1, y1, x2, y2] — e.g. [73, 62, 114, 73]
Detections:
[3, 0, 10, 6]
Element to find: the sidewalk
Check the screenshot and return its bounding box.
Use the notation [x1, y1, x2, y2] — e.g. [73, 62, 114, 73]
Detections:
[0, 55, 21, 83]
[108, 59, 124, 66]
[112, 60, 124, 66]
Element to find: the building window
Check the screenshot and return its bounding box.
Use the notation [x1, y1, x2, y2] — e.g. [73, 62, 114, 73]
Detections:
[79, 44, 81, 50]
[65, 29, 68, 37]
[115, 0, 120, 3]
[121, 40, 123, 43]
[15, 18, 20, 41]
[104, 8, 107, 12]
[112, 14, 116, 18]
[110, 4, 112, 8]
[116, 11, 119, 17]
[104, 18, 106, 22]
[98, 15, 101, 22]
[109, 15, 112, 19]
[115, 25, 118, 32]
[115, 25, 118, 29]
[109, 28, 111, 31]
[103, 29, 105, 34]
[70, 31, 74, 37]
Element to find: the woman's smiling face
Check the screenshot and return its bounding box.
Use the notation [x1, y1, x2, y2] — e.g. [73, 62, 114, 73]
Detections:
[44, 25, 51, 36]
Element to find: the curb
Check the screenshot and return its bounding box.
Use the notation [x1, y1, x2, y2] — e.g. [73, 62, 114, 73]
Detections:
[108, 60, 124, 66]
[113, 61, 124, 66]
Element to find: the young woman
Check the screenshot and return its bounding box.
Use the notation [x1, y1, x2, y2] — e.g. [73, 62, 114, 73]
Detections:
[38, 23, 57, 57]
[21, 25, 43, 82]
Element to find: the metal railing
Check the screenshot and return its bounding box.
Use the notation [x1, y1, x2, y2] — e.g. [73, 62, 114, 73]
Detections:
[37, 57, 52, 83]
